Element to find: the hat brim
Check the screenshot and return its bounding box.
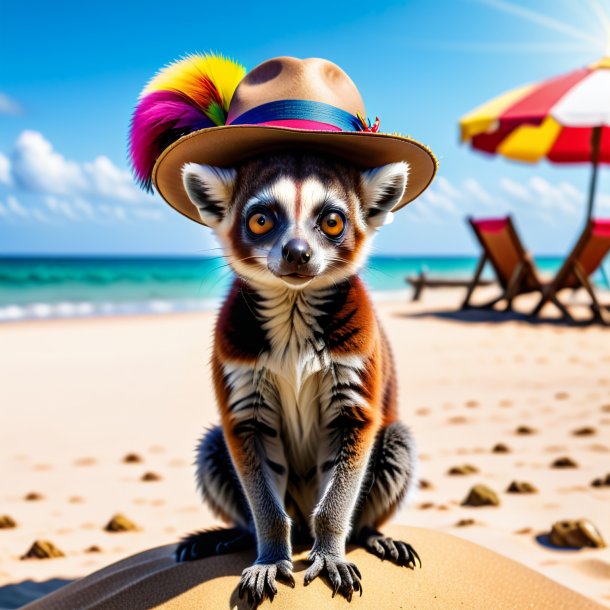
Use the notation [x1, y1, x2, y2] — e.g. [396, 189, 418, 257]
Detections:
[152, 125, 437, 226]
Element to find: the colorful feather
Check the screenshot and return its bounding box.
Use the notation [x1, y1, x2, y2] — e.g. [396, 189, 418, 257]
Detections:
[129, 53, 246, 192]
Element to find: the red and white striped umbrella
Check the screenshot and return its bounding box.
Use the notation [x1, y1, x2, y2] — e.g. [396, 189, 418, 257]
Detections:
[460, 57, 610, 219]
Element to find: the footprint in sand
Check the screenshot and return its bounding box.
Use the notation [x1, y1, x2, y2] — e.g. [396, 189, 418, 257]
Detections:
[74, 457, 97, 467]
[447, 416, 469, 425]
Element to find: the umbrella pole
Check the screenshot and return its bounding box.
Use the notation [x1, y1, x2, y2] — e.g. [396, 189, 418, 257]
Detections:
[586, 126, 602, 222]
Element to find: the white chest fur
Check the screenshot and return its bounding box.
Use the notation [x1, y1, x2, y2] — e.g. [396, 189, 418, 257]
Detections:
[256, 287, 332, 471]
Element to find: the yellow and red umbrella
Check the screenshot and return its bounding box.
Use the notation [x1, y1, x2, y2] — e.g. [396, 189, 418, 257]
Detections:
[460, 56, 610, 220]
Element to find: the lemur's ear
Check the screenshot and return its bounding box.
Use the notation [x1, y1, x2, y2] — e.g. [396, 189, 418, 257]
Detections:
[360, 162, 409, 229]
[182, 163, 237, 226]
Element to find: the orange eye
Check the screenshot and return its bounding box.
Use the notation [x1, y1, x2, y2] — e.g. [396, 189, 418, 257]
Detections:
[320, 211, 345, 237]
[247, 211, 274, 236]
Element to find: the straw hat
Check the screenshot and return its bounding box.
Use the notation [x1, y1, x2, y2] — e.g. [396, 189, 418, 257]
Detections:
[129, 54, 437, 225]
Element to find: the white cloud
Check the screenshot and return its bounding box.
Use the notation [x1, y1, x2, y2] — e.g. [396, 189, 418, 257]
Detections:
[0, 153, 11, 185]
[421, 185, 458, 214]
[83, 156, 145, 203]
[462, 178, 494, 206]
[435, 176, 463, 200]
[6, 195, 28, 218]
[8, 130, 151, 204]
[529, 176, 578, 215]
[499, 176, 585, 219]
[499, 177, 530, 202]
[597, 193, 610, 212]
[132, 208, 164, 222]
[44, 196, 80, 220]
[0, 92, 22, 115]
[11, 131, 88, 195]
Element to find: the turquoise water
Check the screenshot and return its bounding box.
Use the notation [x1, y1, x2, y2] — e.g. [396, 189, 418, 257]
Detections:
[0, 255, 606, 321]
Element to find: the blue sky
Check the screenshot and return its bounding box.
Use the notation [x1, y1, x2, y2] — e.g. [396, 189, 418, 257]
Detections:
[2, 0, 610, 255]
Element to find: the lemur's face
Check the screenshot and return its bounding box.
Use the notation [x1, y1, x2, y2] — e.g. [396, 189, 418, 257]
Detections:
[182, 154, 408, 290]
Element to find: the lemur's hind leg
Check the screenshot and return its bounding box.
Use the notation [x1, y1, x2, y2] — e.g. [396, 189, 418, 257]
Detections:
[350, 422, 421, 568]
[176, 425, 255, 562]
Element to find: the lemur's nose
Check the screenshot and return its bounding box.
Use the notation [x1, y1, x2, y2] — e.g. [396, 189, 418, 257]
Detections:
[282, 239, 312, 265]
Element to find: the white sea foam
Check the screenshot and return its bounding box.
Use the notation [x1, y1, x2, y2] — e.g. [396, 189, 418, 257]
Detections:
[0, 296, 224, 323]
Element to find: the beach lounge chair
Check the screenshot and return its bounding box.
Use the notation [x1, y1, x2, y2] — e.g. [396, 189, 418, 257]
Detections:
[532, 219, 610, 325]
[462, 216, 545, 311]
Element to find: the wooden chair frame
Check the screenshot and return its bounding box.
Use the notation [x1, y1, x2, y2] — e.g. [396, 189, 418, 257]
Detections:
[462, 216, 545, 311]
[532, 219, 610, 325]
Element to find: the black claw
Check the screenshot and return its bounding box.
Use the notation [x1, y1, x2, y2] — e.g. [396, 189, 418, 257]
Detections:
[409, 545, 422, 568]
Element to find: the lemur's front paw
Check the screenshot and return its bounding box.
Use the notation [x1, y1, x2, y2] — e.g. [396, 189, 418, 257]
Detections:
[238, 560, 295, 607]
[358, 527, 421, 568]
[304, 551, 362, 600]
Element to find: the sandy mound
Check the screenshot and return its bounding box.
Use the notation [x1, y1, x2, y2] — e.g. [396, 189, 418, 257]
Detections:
[21, 526, 604, 610]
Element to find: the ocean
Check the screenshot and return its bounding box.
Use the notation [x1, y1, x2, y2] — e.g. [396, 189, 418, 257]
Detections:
[0, 255, 605, 322]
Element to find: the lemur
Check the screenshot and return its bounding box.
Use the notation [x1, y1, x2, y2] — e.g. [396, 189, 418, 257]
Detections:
[176, 152, 420, 606]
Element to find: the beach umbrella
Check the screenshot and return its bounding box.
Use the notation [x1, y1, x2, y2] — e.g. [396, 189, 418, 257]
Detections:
[460, 56, 610, 222]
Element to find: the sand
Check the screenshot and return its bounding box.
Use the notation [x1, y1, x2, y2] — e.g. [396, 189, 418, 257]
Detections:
[1, 287, 609, 608]
[18, 526, 606, 609]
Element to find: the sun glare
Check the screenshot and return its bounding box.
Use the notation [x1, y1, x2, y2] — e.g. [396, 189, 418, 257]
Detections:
[472, 0, 610, 57]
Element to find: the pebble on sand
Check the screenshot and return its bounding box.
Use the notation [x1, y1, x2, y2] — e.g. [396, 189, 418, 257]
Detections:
[104, 513, 138, 533]
[515, 426, 537, 435]
[141, 471, 162, 482]
[506, 481, 538, 494]
[551, 457, 579, 469]
[591, 473, 610, 487]
[448, 464, 479, 475]
[461, 484, 500, 507]
[549, 519, 606, 549]
[492, 443, 511, 454]
[21, 540, 65, 560]
[0, 515, 17, 529]
[455, 518, 476, 527]
[24, 492, 44, 501]
[572, 426, 596, 436]
[123, 453, 143, 464]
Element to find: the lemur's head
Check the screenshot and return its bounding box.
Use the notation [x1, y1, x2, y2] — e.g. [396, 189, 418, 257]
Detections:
[182, 153, 407, 290]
